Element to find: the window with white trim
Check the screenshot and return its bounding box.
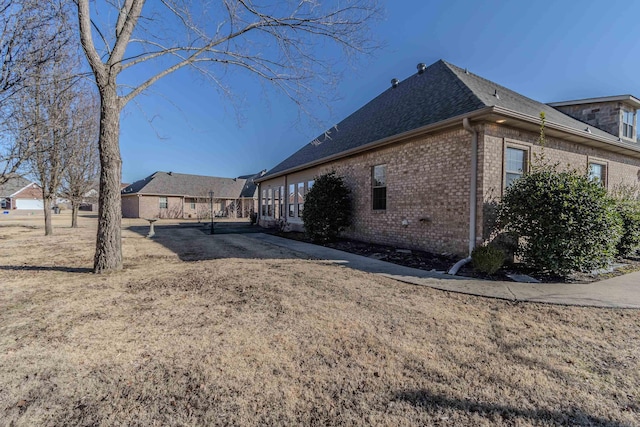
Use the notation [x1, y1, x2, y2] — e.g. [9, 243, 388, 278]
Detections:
[623, 110, 635, 139]
[159, 196, 168, 209]
[588, 162, 606, 185]
[372, 164, 387, 210]
[288, 184, 295, 217]
[280, 186, 286, 218]
[505, 147, 527, 187]
[297, 182, 305, 216]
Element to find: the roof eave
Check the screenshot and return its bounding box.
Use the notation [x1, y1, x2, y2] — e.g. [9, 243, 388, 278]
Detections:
[256, 107, 495, 183]
[548, 95, 640, 109]
[491, 106, 640, 158]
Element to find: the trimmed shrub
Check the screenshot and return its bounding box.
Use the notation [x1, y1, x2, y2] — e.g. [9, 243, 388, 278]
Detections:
[302, 172, 352, 242]
[498, 168, 622, 276]
[471, 244, 505, 275]
[616, 201, 640, 258]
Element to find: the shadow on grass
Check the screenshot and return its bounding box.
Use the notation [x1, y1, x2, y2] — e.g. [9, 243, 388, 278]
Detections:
[0, 265, 93, 273]
[394, 389, 630, 427]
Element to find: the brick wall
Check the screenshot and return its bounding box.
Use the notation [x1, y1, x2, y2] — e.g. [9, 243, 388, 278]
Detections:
[554, 102, 622, 137]
[15, 183, 42, 200]
[121, 195, 139, 218]
[261, 127, 475, 255]
[260, 122, 640, 257]
[136, 195, 184, 219]
[480, 123, 640, 240]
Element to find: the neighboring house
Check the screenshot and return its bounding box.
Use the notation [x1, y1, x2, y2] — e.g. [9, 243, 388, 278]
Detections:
[256, 59, 640, 257]
[121, 171, 262, 219]
[0, 177, 44, 210]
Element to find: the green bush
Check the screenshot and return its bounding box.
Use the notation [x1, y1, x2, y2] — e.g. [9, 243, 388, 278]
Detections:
[302, 172, 352, 242]
[616, 201, 640, 258]
[498, 168, 622, 276]
[471, 244, 505, 275]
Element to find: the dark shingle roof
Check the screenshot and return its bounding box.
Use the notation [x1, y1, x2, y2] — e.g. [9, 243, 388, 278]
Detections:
[237, 171, 264, 198]
[445, 62, 615, 140]
[121, 172, 250, 198]
[0, 176, 31, 197]
[261, 59, 619, 179]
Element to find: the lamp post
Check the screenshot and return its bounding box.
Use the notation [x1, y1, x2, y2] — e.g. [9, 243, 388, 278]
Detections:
[209, 191, 214, 235]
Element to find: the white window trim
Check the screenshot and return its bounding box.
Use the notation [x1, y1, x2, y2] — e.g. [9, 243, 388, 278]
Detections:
[587, 157, 608, 189]
[503, 139, 532, 191]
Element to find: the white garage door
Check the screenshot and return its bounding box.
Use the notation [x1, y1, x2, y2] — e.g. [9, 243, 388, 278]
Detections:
[15, 199, 44, 210]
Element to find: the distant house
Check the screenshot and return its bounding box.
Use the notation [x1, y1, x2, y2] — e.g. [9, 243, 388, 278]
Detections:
[256, 59, 640, 256]
[0, 177, 44, 210]
[121, 171, 262, 219]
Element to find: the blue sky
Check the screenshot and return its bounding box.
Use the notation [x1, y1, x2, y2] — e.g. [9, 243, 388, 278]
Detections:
[118, 0, 640, 183]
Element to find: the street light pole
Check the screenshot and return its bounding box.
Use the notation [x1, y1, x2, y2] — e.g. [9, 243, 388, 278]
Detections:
[209, 191, 214, 235]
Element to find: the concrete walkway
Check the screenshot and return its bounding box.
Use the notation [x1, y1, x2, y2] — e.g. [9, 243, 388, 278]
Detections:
[249, 234, 640, 309]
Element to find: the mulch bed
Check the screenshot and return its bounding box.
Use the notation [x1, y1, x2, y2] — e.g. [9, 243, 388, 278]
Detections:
[276, 231, 640, 284]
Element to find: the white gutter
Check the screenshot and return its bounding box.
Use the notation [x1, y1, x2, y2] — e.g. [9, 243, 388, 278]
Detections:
[463, 118, 478, 256]
[448, 118, 478, 275]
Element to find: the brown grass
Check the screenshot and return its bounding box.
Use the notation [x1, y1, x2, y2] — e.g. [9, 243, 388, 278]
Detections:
[1, 213, 639, 426]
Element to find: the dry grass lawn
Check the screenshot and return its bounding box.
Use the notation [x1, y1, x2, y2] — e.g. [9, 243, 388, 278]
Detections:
[1, 213, 639, 426]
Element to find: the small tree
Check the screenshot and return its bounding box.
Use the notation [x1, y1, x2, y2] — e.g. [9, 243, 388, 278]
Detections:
[611, 185, 640, 258]
[302, 172, 352, 242]
[498, 168, 622, 276]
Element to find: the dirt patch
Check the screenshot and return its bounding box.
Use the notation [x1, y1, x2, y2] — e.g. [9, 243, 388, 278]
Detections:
[1, 216, 639, 426]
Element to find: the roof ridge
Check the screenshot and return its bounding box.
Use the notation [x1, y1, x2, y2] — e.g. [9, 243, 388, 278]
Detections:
[439, 60, 487, 109]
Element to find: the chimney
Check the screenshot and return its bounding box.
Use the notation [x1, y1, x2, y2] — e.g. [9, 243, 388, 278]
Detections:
[391, 78, 399, 89]
[417, 63, 426, 74]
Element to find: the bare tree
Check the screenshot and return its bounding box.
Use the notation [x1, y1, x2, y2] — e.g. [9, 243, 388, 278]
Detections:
[60, 87, 100, 228]
[75, 0, 380, 273]
[18, 3, 78, 235]
[0, 0, 69, 185]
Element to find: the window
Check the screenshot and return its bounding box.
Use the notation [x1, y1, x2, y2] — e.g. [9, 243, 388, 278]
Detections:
[297, 182, 305, 216]
[289, 184, 295, 217]
[589, 162, 606, 185]
[189, 199, 196, 210]
[0, 199, 6, 208]
[623, 110, 635, 139]
[505, 147, 527, 187]
[280, 186, 286, 218]
[273, 188, 280, 219]
[267, 188, 273, 217]
[308, 180, 315, 191]
[159, 196, 168, 209]
[372, 164, 387, 210]
[261, 190, 266, 216]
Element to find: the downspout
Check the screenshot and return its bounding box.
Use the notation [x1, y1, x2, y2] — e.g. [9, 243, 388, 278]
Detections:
[448, 118, 478, 275]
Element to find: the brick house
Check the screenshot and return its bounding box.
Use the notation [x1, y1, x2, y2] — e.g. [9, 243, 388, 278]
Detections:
[0, 177, 44, 210]
[121, 171, 262, 219]
[255, 59, 640, 256]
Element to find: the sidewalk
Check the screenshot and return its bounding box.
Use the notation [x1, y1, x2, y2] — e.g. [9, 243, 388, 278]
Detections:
[249, 233, 640, 309]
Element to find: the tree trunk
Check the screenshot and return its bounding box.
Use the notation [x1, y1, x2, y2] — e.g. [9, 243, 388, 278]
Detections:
[93, 86, 123, 273]
[71, 201, 79, 228]
[43, 195, 53, 236]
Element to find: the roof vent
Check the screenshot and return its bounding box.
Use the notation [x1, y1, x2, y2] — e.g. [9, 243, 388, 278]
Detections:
[585, 127, 591, 133]
[493, 89, 499, 99]
[465, 68, 469, 74]
[168, 171, 172, 176]
[417, 63, 426, 74]
[391, 78, 399, 89]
